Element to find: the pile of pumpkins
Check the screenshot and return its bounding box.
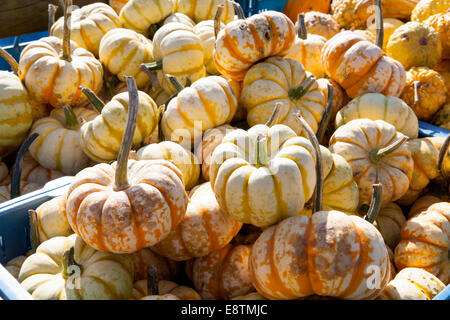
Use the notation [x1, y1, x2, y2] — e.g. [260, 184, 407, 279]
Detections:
[0, 0, 449, 300]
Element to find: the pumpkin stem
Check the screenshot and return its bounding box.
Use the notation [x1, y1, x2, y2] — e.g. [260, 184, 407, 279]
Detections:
[255, 135, 268, 167]
[143, 60, 163, 71]
[316, 84, 334, 145]
[288, 75, 316, 101]
[48, 4, 58, 34]
[146, 266, 160, 296]
[157, 104, 166, 142]
[80, 86, 105, 113]
[413, 81, 421, 104]
[438, 133, 450, 184]
[374, 0, 384, 49]
[114, 76, 139, 191]
[215, 5, 224, 40]
[364, 184, 383, 223]
[0, 47, 19, 74]
[64, 105, 81, 130]
[295, 112, 323, 213]
[10, 133, 39, 199]
[297, 14, 307, 40]
[166, 74, 185, 93]
[62, 0, 72, 62]
[265, 103, 282, 127]
[233, 1, 246, 20]
[369, 136, 408, 164]
[28, 209, 40, 252]
[140, 64, 159, 90]
[62, 247, 83, 280]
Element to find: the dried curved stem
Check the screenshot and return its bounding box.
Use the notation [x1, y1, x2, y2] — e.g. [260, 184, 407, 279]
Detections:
[288, 76, 316, 100]
[316, 84, 334, 145]
[146, 266, 159, 296]
[265, 103, 282, 127]
[157, 104, 166, 142]
[48, 4, 58, 34]
[369, 136, 408, 164]
[11, 133, 39, 199]
[297, 14, 307, 40]
[364, 184, 383, 223]
[140, 64, 159, 90]
[0, 47, 19, 73]
[80, 86, 105, 113]
[62, 0, 72, 61]
[374, 0, 384, 49]
[233, 1, 246, 20]
[166, 74, 185, 93]
[215, 5, 224, 40]
[28, 209, 40, 252]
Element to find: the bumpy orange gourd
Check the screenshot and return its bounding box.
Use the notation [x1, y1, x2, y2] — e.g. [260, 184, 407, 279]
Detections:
[411, 0, 450, 22]
[152, 182, 242, 261]
[395, 202, 450, 284]
[424, 13, 450, 59]
[322, 31, 406, 99]
[214, 11, 296, 81]
[35, 195, 73, 243]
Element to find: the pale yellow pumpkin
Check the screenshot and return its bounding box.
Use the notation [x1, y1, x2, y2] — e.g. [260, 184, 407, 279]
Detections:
[241, 57, 326, 135]
[163, 12, 196, 27]
[303, 11, 341, 40]
[35, 195, 72, 243]
[175, 0, 235, 24]
[373, 202, 407, 249]
[367, 18, 405, 50]
[193, 20, 225, 75]
[21, 152, 64, 185]
[50, 3, 122, 57]
[0, 182, 42, 204]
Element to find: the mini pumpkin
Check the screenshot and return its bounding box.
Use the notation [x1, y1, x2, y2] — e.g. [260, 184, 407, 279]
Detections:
[133, 279, 201, 300]
[130, 247, 181, 281]
[283, 0, 331, 23]
[387, 21, 442, 70]
[400, 66, 447, 121]
[176, 0, 234, 23]
[424, 12, 450, 59]
[163, 12, 196, 27]
[213, 10, 296, 81]
[20, 152, 64, 185]
[193, 20, 225, 75]
[367, 18, 405, 50]
[408, 194, 443, 218]
[152, 182, 242, 261]
[411, 0, 450, 22]
[302, 11, 341, 40]
[371, 202, 407, 249]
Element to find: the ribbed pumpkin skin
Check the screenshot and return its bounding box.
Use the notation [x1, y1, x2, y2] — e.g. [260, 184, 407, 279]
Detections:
[285, 32, 327, 79]
[136, 141, 200, 190]
[175, 0, 235, 23]
[193, 20, 224, 75]
[378, 268, 446, 300]
[424, 13, 450, 59]
[0, 71, 33, 148]
[153, 23, 206, 94]
[18, 37, 103, 108]
[130, 248, 181, 281]
[214, 11, 296, 81]
[36, 195, 72, 243]
[303, 11, 341, 40]
[329, 119, 414, 206]
[161, 76, 237, 145]
[395, 202, 450, 285]
[194, 124, 236, 181]
[110, 0, 129, 13]
[335, 93, 419, 138]
[191, 244, 254, 300]
[81, 90, 158, 163]
[411, 0, 450, 22]
[408, 195, 442, 218]
[0, 182, 42, 204]
[432, 103, 450, 130]
[397, 137, 445, 206]
[5, 255, 28, 279]
[249, 212, 391, 300]
[322, 31, 406, 99]
[209, 124, 317, 227]
[50, 3, 122, 57]
[241, 57, 326, 135]
[99, 28, 154, 89]
[367, 18, 405, 50]
[283, 0, 331, 23]
[65, 160, 188, 254]
[18, 234, 134, 300]
[133, 279, 201, 300]
[152, 182, 242, 261]
[119, 0, 175, 34]
[401, 67, 447, 121]
[28, 107, 97, 176]
[387, 22, 442, 70]
[21, 152, 64, 185]
[373, 203, 407, 250]
[317, 78, 348, 127]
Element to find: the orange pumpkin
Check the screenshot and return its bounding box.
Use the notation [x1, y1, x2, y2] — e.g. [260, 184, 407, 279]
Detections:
[302, 11, 341, 40]
[129, 248, 181, 281]
[408, 195, 443, 218]
[283, 0, 331, 23]
[133, 279, 201, 300]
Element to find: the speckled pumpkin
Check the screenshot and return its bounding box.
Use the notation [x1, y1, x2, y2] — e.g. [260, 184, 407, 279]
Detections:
[400, 67, 447, 121]
[99, 28, 155, 89]
[329, 119, 414, 206]
[152, 182, 242, 261]
[50, 3, 122, 57]
[20, 151, 64, 185]
[302, 11, 341, 40]
[130, 248, 181, 281]
[190, 243, 254, 300]
[209, 124, 317, 227]
[386, 22, 442, 70]
[322, 31, 406, 99]
[18, 234, 134, 300]
[136, 141, 200, 190]
[193, 20, 224, 75]
[119, 0, 175, 34]
[378, 268, 446, 300]
[367, 18, 405, 50]
[249, 210, 391, 300]
[335, 93, 419, 138]
[213, 11, 296, 81]
[432, 103, 450, 130]
[411, 0, 450, 22]
[424, 13, 450, 59]
[395, 202, 450, 284]
[161, 76, 237, 145]
[0, 182, 42, 204]
[283, 0, 331, 23]
[175, 0, 235, 24]
[35, 195, 73, 243]
[133, 279, 201, 300]
[241, 57, 326, 135]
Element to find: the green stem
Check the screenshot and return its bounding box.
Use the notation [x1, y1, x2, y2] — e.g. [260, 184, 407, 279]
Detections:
[297, 14, 307, 40]
[255, 135, 268, 167]
[233, 1, 246, 20]
[0, 47, 19, 74]
[288, 76, 315, 101]
[62, 0, 72, 61]
[48, 4, 58, 34]
[265, 103, 282, 127]
[146, 266, 159, 296]
[64, 106, 80, 130]
[438, 133, 450, 184]
[369, 136, 408, 164]
[143, 60, 163, 71]
[166, 74, 185, 93]
[10, 133, 39, 199]
[364, 184, 383, 223]
[316, 84, 334, 145]
[114, 76, 139, 191]
[374, 0, 384, 49]
[215, 5, 224, 39]
[295, 113, 323, 213]
[140, 64, 159, 90]
[80, 86, 105, 113]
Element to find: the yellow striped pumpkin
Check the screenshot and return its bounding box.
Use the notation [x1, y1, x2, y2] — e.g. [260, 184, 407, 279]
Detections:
[175, 0, 235, 23]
